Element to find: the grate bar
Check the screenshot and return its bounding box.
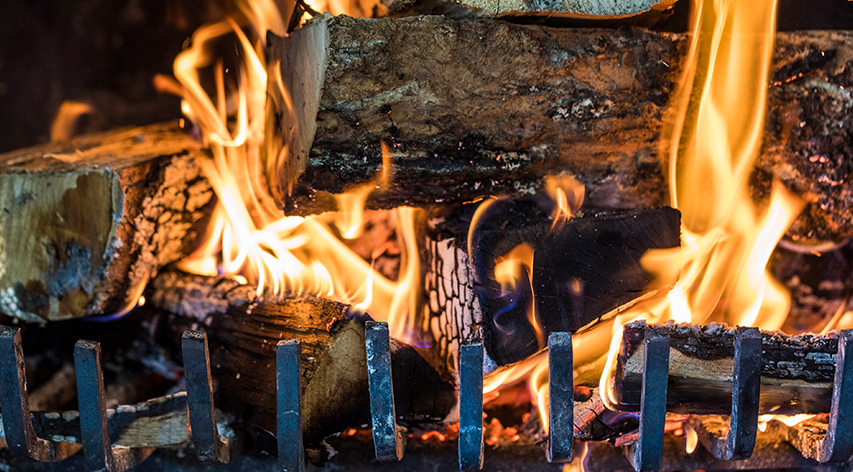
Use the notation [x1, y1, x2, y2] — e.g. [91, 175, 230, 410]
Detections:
[547, 331, 573, 463]
[626, 322, 669, 472]
[277, 339, 305, 472]
[459, 340, 484, 470]
[75, 340, 152, 472]
[182, 330, 232, 464]
[365, 321, 405, 461]
[819, 329, 853, 462]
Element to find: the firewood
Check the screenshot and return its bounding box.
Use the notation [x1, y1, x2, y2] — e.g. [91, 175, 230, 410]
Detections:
[387, 0, 679, 25]
[22, 393, 190, 448]
[278, 16, 853, 241]
[145, 271, 456, 461]
[472, 205, 681, 365]
[612, 321, 841, 415]
[0, 122, 214, 322]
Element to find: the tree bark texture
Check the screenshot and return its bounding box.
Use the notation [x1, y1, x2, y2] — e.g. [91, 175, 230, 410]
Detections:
[279, 16, 853, 241]
[0, 122, 214, 321]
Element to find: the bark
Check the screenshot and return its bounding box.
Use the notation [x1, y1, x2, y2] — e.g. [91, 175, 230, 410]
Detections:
[612, 321, 842, 415]
[145, 270, 456, 460]
[385, 0, 679, 26]
[279, 16, 853, 241]
[0, 122, 214, 321]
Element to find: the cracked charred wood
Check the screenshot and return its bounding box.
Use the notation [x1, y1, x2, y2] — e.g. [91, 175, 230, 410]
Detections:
[278, 16, 853, 241]
[0, 122, 214, 321]
[145, 271, 456, 463]
[467, 203, 681, 366]
[612, 321, 842, 416]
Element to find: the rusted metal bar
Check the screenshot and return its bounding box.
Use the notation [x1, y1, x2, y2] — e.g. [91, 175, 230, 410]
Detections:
[365, 321, 404, 461]
[277, 339, 304, 472]
[547, 331, 573, 463]
[459, 340, 484, 470]
[182, 330, 231, 464]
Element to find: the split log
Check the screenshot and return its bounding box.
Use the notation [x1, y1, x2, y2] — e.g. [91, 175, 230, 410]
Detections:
[279, 16, 853, 241]
[472, 205, 681, 365]
[612, 321, 842, 415]
[145, 271, 456, 462]
[0, 122, 214, 321]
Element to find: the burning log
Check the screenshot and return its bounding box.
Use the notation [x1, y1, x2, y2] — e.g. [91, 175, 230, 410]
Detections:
[0, 122, 214, 321]
[471, 205, 681, 365]
[611, 321, 842, 415]
[280, 16, 853, 241]
[145, 271, 456, 462]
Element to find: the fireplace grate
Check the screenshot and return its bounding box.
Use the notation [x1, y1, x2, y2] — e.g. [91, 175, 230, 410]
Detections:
[1, 322, 852, 471]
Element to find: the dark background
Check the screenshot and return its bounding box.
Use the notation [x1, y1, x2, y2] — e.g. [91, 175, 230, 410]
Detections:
[0, 0, 850, 153]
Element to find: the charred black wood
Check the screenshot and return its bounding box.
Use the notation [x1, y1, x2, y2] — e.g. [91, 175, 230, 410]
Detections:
[470, 204, 681, 365]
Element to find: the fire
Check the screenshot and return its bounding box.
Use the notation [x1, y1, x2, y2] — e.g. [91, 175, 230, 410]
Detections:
[174, 0, 813, 447]
[172, 0, 421, 342]
[487, 0, 809, 436]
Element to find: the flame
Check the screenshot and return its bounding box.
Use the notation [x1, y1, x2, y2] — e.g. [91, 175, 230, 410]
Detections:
[545, 175, 585, 228]
[487, 0, 810, 435]
[173, 0, 421, 342]
[757, 413, 815, 432]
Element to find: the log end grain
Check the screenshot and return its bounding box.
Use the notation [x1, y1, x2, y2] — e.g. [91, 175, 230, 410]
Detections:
[0, 123, 214, 321]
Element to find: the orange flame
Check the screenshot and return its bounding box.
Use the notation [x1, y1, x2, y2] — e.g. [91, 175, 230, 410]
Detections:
[487, 0, 809, 435]
[173, 0, 421, 342]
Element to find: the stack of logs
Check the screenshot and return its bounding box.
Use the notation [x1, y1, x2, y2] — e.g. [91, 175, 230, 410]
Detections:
[1, 7, 852, 470]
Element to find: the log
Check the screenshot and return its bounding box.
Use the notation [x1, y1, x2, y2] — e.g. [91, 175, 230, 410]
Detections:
[386, 0, 679, 26]
[0, 122, 214, 321]
[611, 321, 842, 415]
[472, 205, 681, 365]
[145, 271, 456, 461]
[279, 16, 853, 241]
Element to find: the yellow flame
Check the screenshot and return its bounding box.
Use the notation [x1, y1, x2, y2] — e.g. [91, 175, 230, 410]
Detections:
[545, 175, 585, 228]
[488, 0, 809, 433]
[684, 423, 698, 454]
[174, 1, 420, 334]
[757, 414, 815, 432]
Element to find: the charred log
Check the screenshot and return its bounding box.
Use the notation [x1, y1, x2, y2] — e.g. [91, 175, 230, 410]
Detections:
[0, 122, 214, 321]
[471, 204, 681, 365]
[280, 16, 853, 241]
[612, 321, 842, 415]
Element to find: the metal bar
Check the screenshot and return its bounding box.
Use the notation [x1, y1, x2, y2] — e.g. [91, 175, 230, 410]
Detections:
[547, 331, 573, 463]
[725, 327, 761, 460]
[459, 340, 484, 471]
[0, 326, 59, 462]
[75, 339, 143, 472]
[820, 329, 853, 462]
[365, 321, 404, 461]
[182, 330, 229, 464]
[628, 323, 669, 472]
[277, 339, 304, 472]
